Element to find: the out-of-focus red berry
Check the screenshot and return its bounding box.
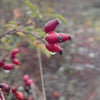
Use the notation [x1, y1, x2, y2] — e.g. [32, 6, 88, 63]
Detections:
[0, 83, 10, 93]
[13, 59, 21, 65]
[11, 54, 16, 59]
[12, 87, 17, 93]
[3, 64, 14, 70]
[0, 60, 5, 67]
[11, 49, 19, 55]
[23, 75, 29, 82]
[54, 91, 60, 98]
[25, 79, 34, 86]
[15, 91, 25, 100]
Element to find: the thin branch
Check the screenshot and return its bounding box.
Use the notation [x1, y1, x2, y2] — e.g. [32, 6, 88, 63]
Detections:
[37, 48, 47, 100]
[0, 29, 16, 39]
[0, 28, 45, 43]
[19, 30, 41, 39]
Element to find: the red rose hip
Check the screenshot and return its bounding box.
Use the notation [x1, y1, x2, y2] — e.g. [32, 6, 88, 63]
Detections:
[25, 79, 34, 86]
[0, 60, 5, 67]
[13, 59, 20, 65]
[59, 33, 71, 42]
[23, 74, 29, 82]
[3, 64, 14, 70]
[12, 87, 17, 93]
[54, 91, 60, 98]
[15, 91, 25, 100]
[11, 49, 19, 55]
[44, 19, 59, 33]
[0, 83, 10, 93]
[45, 43, 62, 52]
[45, 32, 59, 43]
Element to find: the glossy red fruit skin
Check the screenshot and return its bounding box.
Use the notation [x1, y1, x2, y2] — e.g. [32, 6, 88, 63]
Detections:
[44, 19, 59, 33]
[13, 59, 20, 65]
[0, 60, 5, 67]
[45, 43, 62, 52]
[45, 32, 59, 43]
[23, 75, 29, 82]
[11, 49, 19, 55]
[3, 64, 14, 70]
[25, 79, 34, 86]
[15, 91, 25, 100]
[59, 33, 71, 42]
[12, 87, 17, 93]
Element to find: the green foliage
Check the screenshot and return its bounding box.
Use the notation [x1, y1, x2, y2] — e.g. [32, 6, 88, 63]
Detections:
[23, 0, 43, 19]
[47, 14, 67, 24]
[22, 0, 67, 24]
[1, 0, 67, 58]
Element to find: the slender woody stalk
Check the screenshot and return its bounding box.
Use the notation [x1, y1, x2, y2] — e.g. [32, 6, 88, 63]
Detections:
[37, 48, 47, 100]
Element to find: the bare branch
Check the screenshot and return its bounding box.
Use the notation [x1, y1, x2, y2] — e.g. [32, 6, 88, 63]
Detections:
[0, 29, 17, 39]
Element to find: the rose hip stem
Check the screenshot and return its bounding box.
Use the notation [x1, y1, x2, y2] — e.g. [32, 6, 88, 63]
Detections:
[37, 48, 46, 100]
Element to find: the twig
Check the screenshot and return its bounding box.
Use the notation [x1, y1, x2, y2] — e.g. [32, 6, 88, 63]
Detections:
[0, 89, 5, 100]
[0, 29, 17, 39]
[19, 30, 41, 39]
[37, 48, 47, 100]
[0, 28, 46, 44]
[0, 29, 40, 39]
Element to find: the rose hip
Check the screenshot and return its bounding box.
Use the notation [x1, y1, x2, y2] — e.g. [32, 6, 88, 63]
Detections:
[15, 91, 25, 100]
[3, 64, 14, 70]
[13, 59, 20, 65]
[23, 75, 29, 82]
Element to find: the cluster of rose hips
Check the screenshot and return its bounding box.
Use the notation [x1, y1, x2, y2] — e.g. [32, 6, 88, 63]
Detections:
[23, 74, 34, 94]
[0, 74, 34, 100]
[44, 19, 71, 54]
[0, 83, 27, 100]
[0, 49, 20, 71]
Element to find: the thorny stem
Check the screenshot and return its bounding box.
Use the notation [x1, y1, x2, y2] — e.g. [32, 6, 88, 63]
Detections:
[0, 89, 5, 100]
[37, 48, 47, 100]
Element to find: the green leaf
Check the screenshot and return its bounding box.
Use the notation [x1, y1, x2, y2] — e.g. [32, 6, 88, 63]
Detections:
[47, 14, 67, 24]
[9, 21, 18, 26]
[3, 24, 17, 28]
[40, 45, 51, 58]
[23, 26, 35, 31]
[3, 21, 18, 28]
[23, 0, 43, 19]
